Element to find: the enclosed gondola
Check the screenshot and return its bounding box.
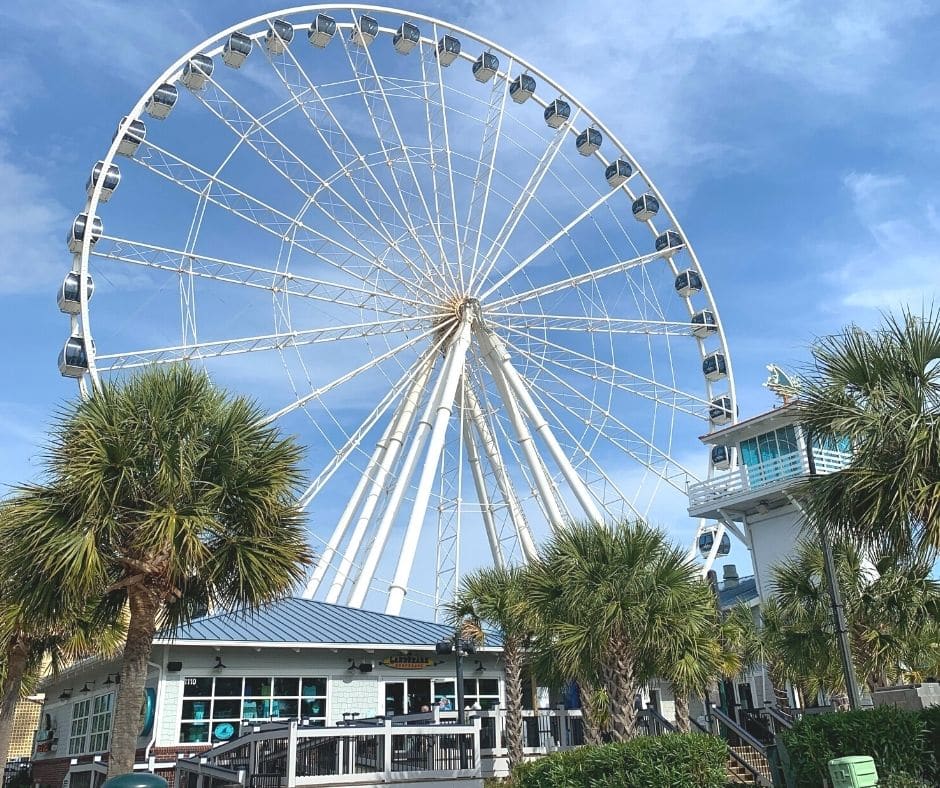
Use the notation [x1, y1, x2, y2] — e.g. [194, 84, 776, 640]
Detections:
[113, 116, 146, 157]
[265, 18, 294, 54]
[576, 128, 601, 156]
[674, 269, 702, 298]
[472, 52, 499, 82]
[393, 22, 420, 53]
[180, 54, 214, 90]
[654, 229, 683, 252]
[709, 395, 733, 425]
[58, 272, 95, 315]
[702, 351, 727, 382]
[436, 35, 460, 66]
[544, 99, 571, 129]
[698, 526, 731, 557]
[223, 31, 253, 67]
[691, 309, 718, 338]
[67, 214, 103, 254]
[605, 159, 633, 187]
[58, 336, 90, 378]
[309, 14, 336, 48]
[144, 83, 178, 120]
[711, 444, 732, 470]
[85, 161, 121, 203]
[352, 15, 379, 47]
[632, 194, 660, 222]
[509, 73, 536, 103]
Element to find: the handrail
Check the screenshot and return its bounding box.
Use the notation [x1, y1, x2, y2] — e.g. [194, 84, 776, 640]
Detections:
[708, 704, 768, 756]
[690, 718, 770, 788]
[763, 705, 794, 731]
[639, 707, 676, 735]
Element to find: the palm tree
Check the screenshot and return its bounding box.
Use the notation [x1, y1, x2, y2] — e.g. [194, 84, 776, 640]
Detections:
[1, 366, 313, 775]
[524, 520, 716, 740]
[798, 308, 940, 558]
[448, 565, 529, 770]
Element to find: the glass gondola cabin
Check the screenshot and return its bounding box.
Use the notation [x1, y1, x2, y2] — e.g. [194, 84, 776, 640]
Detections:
[58, 336, 89, 378]
[265, 19, 294, 54]
[351, 16, 379, 47]
[181, 54, 214, 90]
[711, 444, 732, 470]
[67, 214, 103, 254]
[114, 117, 146, 157]
[436, 35, 460, 66]
[709, 395, 733, 425]
[58, 272, 94, 315]
[605, 159, 633, 187]
[86, 161, 120, 203]
[144, 83, 178, 120]
[393, 22, 419, 53]
[702, 352, 727, 382]
[472, 52, 499, 82]
[223, 32, 252, 67]
[674, 269, 702, 298]
[655, 229, 683, 252]
[698, 527, 731, 557]
[632, 194, 660, 222]
[691, 309, 718, 338]
[576, 128, 601, 156]
[509, 74, 536, 104]
[544, 99, 571, 129]
[309, 14, 336, 48]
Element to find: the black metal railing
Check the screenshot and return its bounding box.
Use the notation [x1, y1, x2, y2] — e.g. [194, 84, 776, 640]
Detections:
[706, 705, 774, 787]
[637, 707, 677, 736]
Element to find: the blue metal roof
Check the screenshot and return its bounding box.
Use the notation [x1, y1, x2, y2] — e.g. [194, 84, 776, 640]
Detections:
[717, 576, 759, 609]
[157, 597, 502, 648]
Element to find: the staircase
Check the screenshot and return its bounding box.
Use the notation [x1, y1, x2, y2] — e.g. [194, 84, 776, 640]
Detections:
[726, 744, 772, 784]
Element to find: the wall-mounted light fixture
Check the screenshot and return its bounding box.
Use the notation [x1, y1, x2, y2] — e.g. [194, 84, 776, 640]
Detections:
[58, 689, 73, 701]
[102, 673, 121, 686]
[474, 660, 485, 674]
[213, 655, 227, 670]
[80, 681, 95, 694]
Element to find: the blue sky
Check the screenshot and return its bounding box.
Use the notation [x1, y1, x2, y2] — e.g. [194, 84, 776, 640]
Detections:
[0, 1, 938, 611]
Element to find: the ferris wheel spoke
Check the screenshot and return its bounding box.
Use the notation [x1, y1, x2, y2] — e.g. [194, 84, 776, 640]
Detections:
[488, 313, 699, 336]
[460, 399, 505, 569]
[339, 18, 451, 290]
[262, 38, 445, 296]
[486, 246, 683, 310]
[504, 336, 698, 491]
[95, 316, 429, 372]
[468, 104, 582, 293]
[92, 236, 422, 316]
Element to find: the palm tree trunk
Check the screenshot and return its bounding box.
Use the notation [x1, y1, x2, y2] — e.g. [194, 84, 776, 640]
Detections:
[604, 641, 638, 741]
[108, 585, 160, 777]
[577, 681, 606, 746]
[503, 639, 524, 771]
[673, 690, 690, 732]
[0, 637, 29, 787]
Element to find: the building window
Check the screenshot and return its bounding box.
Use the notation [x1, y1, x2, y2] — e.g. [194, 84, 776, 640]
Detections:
[740, 425, 800, 485]
[432, 678, 501, 711]
[88, 693, 114, 752]
[68, 699, 90, 754]
[179, 676, 328, 743]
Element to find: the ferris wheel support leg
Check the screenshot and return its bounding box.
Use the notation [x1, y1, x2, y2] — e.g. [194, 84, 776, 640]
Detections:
[464, 385, 538, 561]
[386, 318, 474, 616]
[462, 397, 505, 570]
[477, 328, 604, 524]
[325, 357, 436, 604]
[477, 336, 565, 532]
[347, 321, 468, 609]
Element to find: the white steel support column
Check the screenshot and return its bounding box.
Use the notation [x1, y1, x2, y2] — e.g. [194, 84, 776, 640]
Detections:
[386, 316, 475, 615]
[464, 385, 538, 561]
[477, 334, 565, 531]
[317, 357, 436, 603]
[462, 395, 505, 570]
[480, 327, 603, 524]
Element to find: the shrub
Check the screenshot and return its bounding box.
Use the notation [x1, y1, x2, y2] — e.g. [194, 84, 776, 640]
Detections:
[508, 733, 727, 788]
[920, 705, 940, 781]
[781, 706, 927, 787]
[878, 772, 931, 788]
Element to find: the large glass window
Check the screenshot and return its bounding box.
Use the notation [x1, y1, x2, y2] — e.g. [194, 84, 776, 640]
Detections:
[88, 692, 114, 752]
[68, 699, 91, 754]
[431, 677, 501, 711]
[179, 676, 328, 743]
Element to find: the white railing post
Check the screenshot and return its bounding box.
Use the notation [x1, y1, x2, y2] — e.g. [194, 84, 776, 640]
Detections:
[473, 717, 482, 772]
[558, 709, 569, 749]
[287, 720, 298, 788]
[383, 718, 393, 775]
[495, 708, 504, 755]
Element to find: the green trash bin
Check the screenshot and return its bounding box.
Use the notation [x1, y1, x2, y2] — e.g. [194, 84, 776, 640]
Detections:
[828, 755, 879, 787]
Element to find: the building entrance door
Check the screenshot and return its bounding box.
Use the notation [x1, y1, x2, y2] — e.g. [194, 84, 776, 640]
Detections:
[384, 678, 433, 715]
[385, 682, 405, 716]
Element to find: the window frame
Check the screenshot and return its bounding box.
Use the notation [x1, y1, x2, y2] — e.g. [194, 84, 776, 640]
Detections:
[68, 698, 91, 755]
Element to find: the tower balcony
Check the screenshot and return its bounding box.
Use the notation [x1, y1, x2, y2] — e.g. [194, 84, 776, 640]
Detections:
[687, 447, 851, 519]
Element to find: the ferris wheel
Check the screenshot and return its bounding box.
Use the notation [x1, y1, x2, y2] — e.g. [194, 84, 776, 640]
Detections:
[59, 5, 738, 616]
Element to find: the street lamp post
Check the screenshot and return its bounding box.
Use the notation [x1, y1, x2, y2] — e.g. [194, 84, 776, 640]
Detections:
[436, 634, 476, 725]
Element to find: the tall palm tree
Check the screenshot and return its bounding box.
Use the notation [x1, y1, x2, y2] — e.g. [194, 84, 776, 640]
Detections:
[524, 520, 716, 740]
[798, 308, 940, 558]
[448, 565, 529, 770]
[1, 366, 313, 775]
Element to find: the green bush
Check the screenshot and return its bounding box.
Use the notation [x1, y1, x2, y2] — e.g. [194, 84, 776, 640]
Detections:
[878, 772, 931, 788]
[919, 705, 940, 781]
[781, 706, 928, 787]
[508, 733, 728, 788]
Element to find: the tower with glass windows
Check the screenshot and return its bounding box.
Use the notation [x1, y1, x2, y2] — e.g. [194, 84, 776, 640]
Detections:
[686, 401, 851, 600]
